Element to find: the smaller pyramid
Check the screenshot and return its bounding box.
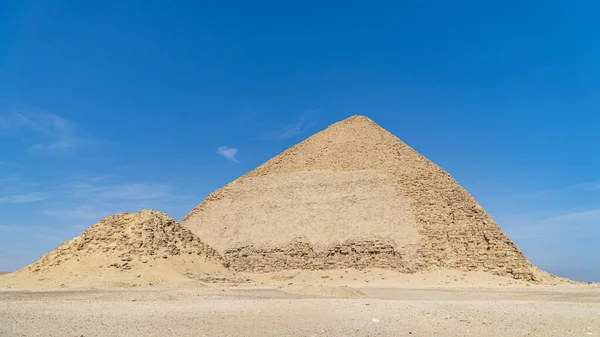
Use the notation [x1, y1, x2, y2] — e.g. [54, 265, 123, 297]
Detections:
[4, 210, 226, 287]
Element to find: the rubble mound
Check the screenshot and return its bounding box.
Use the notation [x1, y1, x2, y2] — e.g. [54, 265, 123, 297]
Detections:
[182, 115, 553, 281]
[22, 210, 222, 276]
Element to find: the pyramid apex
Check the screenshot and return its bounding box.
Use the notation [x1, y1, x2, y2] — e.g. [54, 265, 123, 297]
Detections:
[345, 114, 371, 120]
[341, 115, 376, 123]
[328, 115, 383, 131]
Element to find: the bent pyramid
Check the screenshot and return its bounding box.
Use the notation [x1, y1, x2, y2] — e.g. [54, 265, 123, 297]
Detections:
[5, 210, 225, 287]
[182, 116, 543, 281]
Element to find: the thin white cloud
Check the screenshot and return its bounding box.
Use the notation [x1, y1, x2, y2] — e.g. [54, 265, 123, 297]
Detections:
[502, 208, 600, 240]
[41, 175, 189, 225]
[32, 139, 77, 152]
[1, 175, 172, 206]
[499, 208, 600, 282]
[576, 181, 600, 191]
[0, 192, 49, 204]
[0, 112, 93, 154]
[276, 120, 311, 139]
[43, 208, 114, 221]
[42, 183, 174, 222]
[0, 224, 64, 241]
[56, 175, 173, 201]
[0, 174, 184, 271]
[516, 180, 600, 199]
[216, 146, 239, 162]
[0, 173, 178, 223]
[44, 178, 177, 220]
[545, 209, 600, 223]
[93, 183, 172, 201]
[263, 108, 321, 140]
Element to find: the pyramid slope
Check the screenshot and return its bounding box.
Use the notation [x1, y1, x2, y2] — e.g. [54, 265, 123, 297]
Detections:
[183, 116, 546, 281]
[3, 210, 226, 288]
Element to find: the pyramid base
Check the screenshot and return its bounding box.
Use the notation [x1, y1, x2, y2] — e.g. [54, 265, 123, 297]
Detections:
[222, 238, 550, 282]
[223, 238, 417, 273]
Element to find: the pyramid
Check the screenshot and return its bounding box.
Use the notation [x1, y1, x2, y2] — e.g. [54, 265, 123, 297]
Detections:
[5, 210, 225, 287]
[182, 116, 547, 281]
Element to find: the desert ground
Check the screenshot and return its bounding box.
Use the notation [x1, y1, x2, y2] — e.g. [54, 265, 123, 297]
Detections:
[1, 269, 599, 337]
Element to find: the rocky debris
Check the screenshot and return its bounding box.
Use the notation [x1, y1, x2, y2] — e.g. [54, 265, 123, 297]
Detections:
[26, 210, 221, 273]
[184, 272, 247, 284]
[223, 238, 416, 273]
[182, 115, 548, 281]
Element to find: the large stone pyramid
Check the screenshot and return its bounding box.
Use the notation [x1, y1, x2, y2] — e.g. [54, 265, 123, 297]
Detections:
[182, 116, 542, 280]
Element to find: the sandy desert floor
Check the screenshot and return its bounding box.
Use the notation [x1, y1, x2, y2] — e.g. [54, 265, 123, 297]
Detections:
[1, 270, 599, 337]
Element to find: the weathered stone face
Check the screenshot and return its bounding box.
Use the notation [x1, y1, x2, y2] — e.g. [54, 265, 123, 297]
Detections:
[26, 210, 220, 273]
[182, 116, 543, 281]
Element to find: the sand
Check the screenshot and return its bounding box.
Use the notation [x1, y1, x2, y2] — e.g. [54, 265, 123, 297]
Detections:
[1, 278, 598, 337]
[182, 116, 543, 280]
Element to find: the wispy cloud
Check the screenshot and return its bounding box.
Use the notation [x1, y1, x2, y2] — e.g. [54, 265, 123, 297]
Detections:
[43, 208, 115, 221]
[216, 146, 239, 162]
[42, 177, 179, 222]
[63, 181, 172, 201]
[499, 207, 600, 281]
[0, 112, 94, 155]
[0, 192, 49, 204]
[0, 174, 186, 271]
[503, 208, 600, 240]
[544, 209, 600, 223]
[0, 173, 180, 223]
[576, 181, 600, 191]
[93, 183, 172, 200]
[276, 120, 312, 139]
[263, 108, 321, 140]
[0, 224, 65, 242]
[514, 180, 600, 199]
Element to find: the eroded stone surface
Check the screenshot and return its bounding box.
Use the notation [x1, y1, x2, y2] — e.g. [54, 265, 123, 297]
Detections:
[223, 238, 414, 273]
[27, 210, 220, 273]
[183, 116, 546, 281]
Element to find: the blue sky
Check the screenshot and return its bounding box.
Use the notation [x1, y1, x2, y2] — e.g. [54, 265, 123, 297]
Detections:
[1, 1, 599, 281]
